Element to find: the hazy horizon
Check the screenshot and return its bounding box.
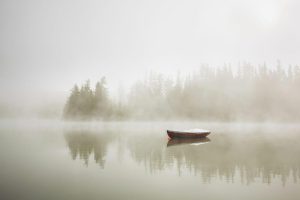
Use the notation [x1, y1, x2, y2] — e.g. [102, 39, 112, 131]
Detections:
[1, 0, 300, 111]
[2, 1, 300, 199]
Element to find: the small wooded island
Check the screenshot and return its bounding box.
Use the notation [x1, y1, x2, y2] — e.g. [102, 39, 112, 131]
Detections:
[64, 64, 300, 121]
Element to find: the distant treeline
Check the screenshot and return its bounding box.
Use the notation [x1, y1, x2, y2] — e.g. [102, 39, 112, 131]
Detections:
[64, 77, 112, 119]
[64, 62, 300, 121]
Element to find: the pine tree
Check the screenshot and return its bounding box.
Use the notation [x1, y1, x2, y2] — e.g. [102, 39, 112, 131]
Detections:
[78, 80, 94, 117]
[95, 77, 109, 118]
[64, 84, 80, 118]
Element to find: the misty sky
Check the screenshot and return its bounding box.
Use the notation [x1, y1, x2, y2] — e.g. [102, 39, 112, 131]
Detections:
[1, 0, 299, 106]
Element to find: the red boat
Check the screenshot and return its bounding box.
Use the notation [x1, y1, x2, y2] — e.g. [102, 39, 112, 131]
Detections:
[167, 129, 210, 139]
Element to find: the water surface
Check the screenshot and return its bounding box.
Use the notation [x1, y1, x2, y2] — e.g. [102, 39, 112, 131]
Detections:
[0, 120, 299, 200]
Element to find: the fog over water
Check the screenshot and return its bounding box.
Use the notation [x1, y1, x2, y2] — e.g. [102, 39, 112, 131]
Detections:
[1, 120, 300, 200]
[1, 0, 300, 118]
[1, 1, 300, 199]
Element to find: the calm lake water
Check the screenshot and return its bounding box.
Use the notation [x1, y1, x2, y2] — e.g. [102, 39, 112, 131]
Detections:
[0, 120, 300, 200]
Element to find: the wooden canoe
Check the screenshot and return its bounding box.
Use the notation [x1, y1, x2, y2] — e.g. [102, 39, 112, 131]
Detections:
[167, 137, 211, 147]
[167, 129, 210, 139]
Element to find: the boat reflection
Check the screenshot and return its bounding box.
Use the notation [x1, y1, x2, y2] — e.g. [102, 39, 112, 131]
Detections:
[167, 137, 211, 147]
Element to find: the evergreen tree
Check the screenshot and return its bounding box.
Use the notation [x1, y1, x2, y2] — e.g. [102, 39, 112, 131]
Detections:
[95, 77, 110, 118]
[78, 80, 94, 117]
[64, 84, 80, 118]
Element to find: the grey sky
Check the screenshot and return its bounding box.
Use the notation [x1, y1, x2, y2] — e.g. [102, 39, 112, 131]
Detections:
[0, 0, 299, 105]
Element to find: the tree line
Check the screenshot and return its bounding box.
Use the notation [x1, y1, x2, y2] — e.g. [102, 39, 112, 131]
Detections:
[64, 77, 112, 119]
[64, 62, 300, 121]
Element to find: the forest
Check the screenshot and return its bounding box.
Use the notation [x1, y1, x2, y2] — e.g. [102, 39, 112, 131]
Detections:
[63, 62, 300, 121]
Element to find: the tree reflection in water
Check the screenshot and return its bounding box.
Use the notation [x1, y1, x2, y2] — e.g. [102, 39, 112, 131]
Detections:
[64, 127, 300, 185]
[64, 130, 115, 168]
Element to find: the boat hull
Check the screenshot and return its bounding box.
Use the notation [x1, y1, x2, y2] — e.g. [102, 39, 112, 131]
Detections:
[167, 130, 210, 139]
